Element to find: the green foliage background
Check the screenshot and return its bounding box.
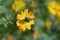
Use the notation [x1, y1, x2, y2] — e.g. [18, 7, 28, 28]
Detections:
[0, 0, 60, 40]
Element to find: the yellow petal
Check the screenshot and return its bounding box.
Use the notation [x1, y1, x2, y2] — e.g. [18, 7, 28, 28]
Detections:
[25, 23, 31, 30]
[24, 9, 28, 16]
[18, 1, 26, 8]
[48, 5, 56, 15]
[19, 24, 26, 32]
[16, 20, 20, 27]
[47, 1, 57, 16]
[17, 14, 21, 19]
[27, 11, 35, 19]
[26, 20, 34, 30]
[14, 0, 19, 4]
[30, 20, 34, 25]
[17, 14, 25, 20]
[21, 11, 26, 19]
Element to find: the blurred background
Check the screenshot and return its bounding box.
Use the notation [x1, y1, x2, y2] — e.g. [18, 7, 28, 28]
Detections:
[0, 0, 60, 40]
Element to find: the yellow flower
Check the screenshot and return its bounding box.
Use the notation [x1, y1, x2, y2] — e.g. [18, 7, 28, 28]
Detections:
[47, 1, 60, 21]
[16, 9, 35, 31]
[12, 0, 26, 12]
[45, 20, 52, 29]
[47, 1, 56, 15]
[33, 31, 39, 39]
[30, 1, 38, 9]
[6, 35, 13, 40]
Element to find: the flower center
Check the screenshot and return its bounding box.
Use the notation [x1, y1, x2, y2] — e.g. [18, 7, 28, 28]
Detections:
[24, 17, 31, 22]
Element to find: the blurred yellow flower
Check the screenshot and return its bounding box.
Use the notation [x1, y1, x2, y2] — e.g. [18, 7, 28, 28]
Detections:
[47, 1, 60, 21]
[6, 35, 13, 40]
[45, 20, 52, 29]
[30, 1, 38, 9]
[33, 31, 39, 39]
[16, 9, 35, 31]
[47, 1, 56, 15]
[12, 0, 26, 12]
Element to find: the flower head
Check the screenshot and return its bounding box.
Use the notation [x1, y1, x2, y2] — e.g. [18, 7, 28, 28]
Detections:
[47, 1, 60, 21]
[12, 0, 26, 12]
[6, 35, 13, 40]
[33, 31, 39, 39]
[30, 1, 38, 9]
[45, 20, 52, 29]
[16, 9, 35, 31]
